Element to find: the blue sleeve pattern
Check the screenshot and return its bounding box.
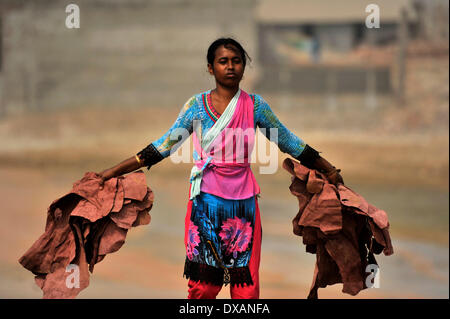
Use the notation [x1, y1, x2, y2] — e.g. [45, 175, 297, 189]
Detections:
[151, 95, 197, 159]
[252, 94, 306, 158]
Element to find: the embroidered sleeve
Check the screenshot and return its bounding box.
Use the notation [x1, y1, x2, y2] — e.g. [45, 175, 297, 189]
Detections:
[137, 96, 197, 169]
[253, 94, 306, 158]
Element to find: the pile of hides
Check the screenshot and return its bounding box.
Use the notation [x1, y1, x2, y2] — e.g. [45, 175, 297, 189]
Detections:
[18, 170, 153, 299]
[282, 158, 391, 299]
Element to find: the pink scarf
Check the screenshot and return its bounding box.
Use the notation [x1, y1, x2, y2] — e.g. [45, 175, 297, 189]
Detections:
[192, 90, 260, 200]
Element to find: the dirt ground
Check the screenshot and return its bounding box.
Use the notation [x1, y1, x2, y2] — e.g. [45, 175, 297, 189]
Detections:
[0, 93, 448, 299]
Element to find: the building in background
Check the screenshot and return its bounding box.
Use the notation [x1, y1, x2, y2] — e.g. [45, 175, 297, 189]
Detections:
[0, 0, 448, 115]
[254, 0, 424, 96]
[0, 0, 257, 114]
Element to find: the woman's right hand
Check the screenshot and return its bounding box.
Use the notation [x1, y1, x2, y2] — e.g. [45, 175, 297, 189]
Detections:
[97, 169, 114, 190]
[96, 155, 144, 189]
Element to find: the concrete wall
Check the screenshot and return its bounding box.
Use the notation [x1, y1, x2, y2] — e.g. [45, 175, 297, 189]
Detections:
[1, 0, 258, 114]
[255, 65, 392, 94]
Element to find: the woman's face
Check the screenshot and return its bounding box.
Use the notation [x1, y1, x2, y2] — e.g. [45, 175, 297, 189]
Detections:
[208, 45, 245, 88]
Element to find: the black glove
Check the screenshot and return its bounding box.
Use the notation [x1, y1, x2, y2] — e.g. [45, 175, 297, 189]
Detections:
[295, 144, 344, 186]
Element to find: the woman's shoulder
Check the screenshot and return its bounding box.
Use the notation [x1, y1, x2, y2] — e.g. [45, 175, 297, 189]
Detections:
[247, 92, 268, 108]
[181, 91, 207, 111]
[185, 90, 212, 106]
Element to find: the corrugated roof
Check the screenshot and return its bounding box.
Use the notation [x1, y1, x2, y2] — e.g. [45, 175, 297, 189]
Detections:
[256, 0, 416, 24]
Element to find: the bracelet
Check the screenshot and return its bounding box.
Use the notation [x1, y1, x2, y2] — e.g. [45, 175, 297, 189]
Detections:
[135, 154, 142, 165]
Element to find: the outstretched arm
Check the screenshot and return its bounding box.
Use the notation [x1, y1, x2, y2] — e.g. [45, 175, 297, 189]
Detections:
[98, 155, 144, 186]
[147, 96, 196, 161]
[296, 144, 344, 185]
[254, 94, 343, 185]
[97, 95, 197, 184]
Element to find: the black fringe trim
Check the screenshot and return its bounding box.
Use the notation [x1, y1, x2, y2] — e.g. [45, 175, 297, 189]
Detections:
[137, 143, 164, 169]
[229, 266, 254, 287]
[183, 259, 254, 287]
[295, 144, 321, 169]
[183, 259, 224, 286]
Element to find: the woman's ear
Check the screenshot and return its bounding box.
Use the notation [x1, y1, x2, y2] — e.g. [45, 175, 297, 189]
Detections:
[207, 63, 214, 75]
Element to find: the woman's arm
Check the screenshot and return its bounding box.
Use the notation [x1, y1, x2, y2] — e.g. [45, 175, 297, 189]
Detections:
[143, 95, 196, 161]
[97, 145, 163, 188]
[97, 96, 197, 184]
[98, 155, 143, 184]
[254, 94, 343, 185]
[253, 94, 307, 158]
[297, 144, 344, 185]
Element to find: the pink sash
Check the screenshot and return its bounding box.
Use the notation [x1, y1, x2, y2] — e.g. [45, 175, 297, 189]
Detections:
[192, 90, 260, 200]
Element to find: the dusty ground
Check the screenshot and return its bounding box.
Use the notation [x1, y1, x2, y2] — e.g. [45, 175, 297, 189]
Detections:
[0, 90, 448, 299]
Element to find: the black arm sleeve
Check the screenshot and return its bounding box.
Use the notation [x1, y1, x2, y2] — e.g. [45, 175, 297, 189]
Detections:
[294, 144, 321, 169]
[137, 143, 164, 170]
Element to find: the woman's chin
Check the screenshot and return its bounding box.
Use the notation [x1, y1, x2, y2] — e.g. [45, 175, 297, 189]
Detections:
[219, 79, 241, 88]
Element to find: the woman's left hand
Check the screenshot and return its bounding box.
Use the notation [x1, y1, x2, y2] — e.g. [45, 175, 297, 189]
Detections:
[326, 169, 344, 186]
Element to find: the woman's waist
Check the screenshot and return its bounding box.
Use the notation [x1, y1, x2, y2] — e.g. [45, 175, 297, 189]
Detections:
[194, 158, 251, 167]
[201, 162, 256, 179]
[200, 169, 260, 200]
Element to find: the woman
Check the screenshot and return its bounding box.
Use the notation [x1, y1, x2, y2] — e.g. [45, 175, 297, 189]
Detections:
[97, 38, 344, 299]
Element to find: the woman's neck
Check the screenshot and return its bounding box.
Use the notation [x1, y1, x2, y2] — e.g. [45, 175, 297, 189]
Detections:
[212, 84, 239, 101]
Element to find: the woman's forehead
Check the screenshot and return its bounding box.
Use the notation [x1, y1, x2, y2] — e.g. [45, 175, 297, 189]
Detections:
[214, 45, 241, 59]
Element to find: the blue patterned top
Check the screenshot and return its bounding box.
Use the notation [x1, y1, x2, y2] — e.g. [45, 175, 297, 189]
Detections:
[150, 90, 306, 160]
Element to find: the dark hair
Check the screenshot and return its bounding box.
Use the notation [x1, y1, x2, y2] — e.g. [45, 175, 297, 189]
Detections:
[207, 38, 251, 68]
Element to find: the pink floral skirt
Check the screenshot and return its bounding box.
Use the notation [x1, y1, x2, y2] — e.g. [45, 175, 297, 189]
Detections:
[183, 191, 261, 287]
